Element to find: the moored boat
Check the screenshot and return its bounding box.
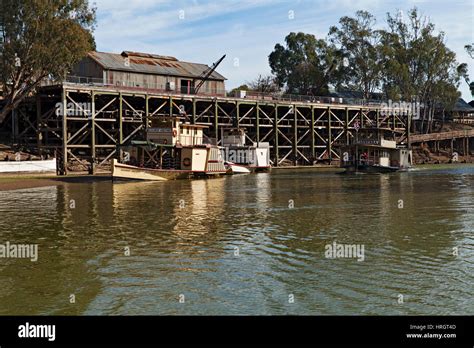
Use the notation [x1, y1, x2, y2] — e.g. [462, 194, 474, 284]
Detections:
[220, 127, 271, 172]
[111, 117, 227, 181]
[224, 161, 251, 174]
[0, 158, 56, 174]
[340, 137, 413, 174]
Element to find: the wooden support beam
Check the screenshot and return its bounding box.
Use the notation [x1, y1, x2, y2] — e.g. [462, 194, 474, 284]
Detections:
[192, 98, 196, 124]
[236, 101, 240, 128]
[345, 107, 349, 145]
[214, 99, 219, 141]
[90, 91, 96, 174]
[327, 106, 332, 162]
[61, 88, 68, 175]
[274, 104, 279, 166]
[119, 92, 123, 161]
[256, 102, 260, 144]
[376, 108, 380, 141]
[293, 104, 297, 165]
[169, 96, 173, 117]
[36, 94, 42, 156]
[145, 94, 149, 132]
[311, 106, 315, 159]
[25, 85, 438, 175]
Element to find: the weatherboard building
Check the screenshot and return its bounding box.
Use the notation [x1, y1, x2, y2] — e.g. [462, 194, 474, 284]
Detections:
[71, 51, 227, 96]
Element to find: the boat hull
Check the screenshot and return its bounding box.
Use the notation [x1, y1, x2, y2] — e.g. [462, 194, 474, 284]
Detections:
[111, 159, 225, 181]
[247, 166, 271, 173]
[342, 164, 406, 174]
[0, 159, 56, 174]
[225, 163, 251, 174]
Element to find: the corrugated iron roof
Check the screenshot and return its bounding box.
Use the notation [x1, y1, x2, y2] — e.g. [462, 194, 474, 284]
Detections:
[89, 51, 226, 81]
[454, 98, 474, 112]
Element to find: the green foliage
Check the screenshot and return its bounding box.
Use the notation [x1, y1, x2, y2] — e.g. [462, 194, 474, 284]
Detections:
[267, 7, 462, 123]
[269, 32, 341, 95]
[379, 8, 460, 108]
[466, 44, 474, 59]
[0, 0, 96, 122]
[464, 44, 474, 96]
[328, 10, 381, 99]
[229, 84, 249, 95]
[247, 74, 279, 93]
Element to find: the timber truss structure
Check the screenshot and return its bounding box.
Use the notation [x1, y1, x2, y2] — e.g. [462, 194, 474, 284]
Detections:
[11, 84, 411, 174]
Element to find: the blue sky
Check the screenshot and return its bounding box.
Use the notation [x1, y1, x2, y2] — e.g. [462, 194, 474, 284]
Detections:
[93, 0, 474, 100]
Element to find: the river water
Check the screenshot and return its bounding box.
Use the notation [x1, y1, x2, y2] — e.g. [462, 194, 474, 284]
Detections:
[0, 166, 473, 315]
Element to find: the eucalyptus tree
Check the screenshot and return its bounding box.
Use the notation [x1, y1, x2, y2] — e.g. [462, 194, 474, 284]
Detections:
[269, 32, 343, 96]
[328, 10, 382, 100]
[247, 74, 280, 93]
[465, 44, 474, 59]
[379, 8, 460, 132]
[460, 43, 474, 96]
[0, 0, 96, 123]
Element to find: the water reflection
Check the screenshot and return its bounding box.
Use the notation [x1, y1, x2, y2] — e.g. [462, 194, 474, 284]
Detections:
[0, 167, 472, 315]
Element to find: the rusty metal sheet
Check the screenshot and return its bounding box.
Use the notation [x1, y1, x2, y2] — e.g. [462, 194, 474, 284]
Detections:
[89, 51, 226, 80]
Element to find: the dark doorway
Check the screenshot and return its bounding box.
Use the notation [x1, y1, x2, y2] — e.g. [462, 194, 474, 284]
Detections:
[180, 79, 194, 94]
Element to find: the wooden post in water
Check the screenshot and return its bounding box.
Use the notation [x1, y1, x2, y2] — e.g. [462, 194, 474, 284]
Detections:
[119, 92, 123, 162]
[61, 87, 68, 175]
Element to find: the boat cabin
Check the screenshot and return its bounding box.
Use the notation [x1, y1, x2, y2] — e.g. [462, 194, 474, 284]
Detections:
[221, 128, 246, 146]
[146, 116, 206, 146]
[340, 136, 412, 172]
[219, 127, 271, 171]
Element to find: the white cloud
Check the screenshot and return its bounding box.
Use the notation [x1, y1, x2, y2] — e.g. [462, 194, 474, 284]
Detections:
[92, 0, 474, 100]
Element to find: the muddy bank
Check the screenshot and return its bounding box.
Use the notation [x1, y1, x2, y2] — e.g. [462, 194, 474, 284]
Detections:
[0, 176, 61, 191]
[0, 173, 110, 191]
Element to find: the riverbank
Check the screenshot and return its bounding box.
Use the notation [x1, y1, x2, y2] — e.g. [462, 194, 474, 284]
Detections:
[0, 173, 110, 191]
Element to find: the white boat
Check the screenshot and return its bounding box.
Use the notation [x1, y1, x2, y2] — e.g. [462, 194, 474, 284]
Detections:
[111, 117, 227, 181]
[220, 128, 271, 172]
[0, 158, 56, 174]
[224, 161, 251, 174]
[340, 137, 413, 173]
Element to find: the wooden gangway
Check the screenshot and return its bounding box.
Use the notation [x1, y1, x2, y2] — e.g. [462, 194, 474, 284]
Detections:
[410, 129, 474, 143]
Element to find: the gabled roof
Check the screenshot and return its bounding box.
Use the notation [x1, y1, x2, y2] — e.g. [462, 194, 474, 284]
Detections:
[469, 100, 474, 107]
[453, 98, 474, 112]
[88, 51, 226, 81]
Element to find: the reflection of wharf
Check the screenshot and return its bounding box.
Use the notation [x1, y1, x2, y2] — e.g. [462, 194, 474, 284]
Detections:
[11, 83, 413, 175]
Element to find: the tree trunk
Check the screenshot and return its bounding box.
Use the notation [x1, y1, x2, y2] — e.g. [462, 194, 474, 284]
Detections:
[0, 103, 14, 124]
